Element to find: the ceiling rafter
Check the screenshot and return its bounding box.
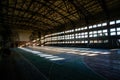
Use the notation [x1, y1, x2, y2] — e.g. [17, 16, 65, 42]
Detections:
[49, 1, 76, 16]
[2, 4, 63, 25]
[36, 1, 75, 23]
[71, 0, 92, 17]
[97, 0, 110, 19]
[56, 2, 77, 19]
[17, 0, 26, 16]
[47, 1, 81, 26]
[33, 5, 58, 26]
[6, 14, 54, 28]
[69, 0, 90, 25]
[0, 0, 120, 34]
[47, 1, 80, 29]
[37, 4, 63, 27]
[8, 21, 42, 30]
[22, 0, 33, 18]
[28, 2, 47, 25]
[42, 1, 58, 16]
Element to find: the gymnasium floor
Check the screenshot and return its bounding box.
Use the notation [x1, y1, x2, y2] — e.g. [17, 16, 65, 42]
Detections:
[0, 46, 120, 80]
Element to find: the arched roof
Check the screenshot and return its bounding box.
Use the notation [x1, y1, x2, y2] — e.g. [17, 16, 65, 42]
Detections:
[0, 0, 120, 34]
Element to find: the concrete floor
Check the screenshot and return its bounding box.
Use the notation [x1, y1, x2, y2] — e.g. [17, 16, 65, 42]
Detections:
[0, 49, 48, 80]
[0, 46, 120, 80]
[23, 46, 120, 80]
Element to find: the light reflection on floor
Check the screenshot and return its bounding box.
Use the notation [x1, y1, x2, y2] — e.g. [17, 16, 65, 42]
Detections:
[19, 48, 65, 61]
[25, 46, 120, 80]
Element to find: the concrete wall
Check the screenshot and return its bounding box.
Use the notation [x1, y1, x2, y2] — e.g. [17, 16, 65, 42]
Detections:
[18, 30, 32, 41]
[12, 29, 32, 41]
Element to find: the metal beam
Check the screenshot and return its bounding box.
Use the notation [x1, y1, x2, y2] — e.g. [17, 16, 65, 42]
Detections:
[2, 4, 63, 25]
[97, 0, 110, 19]
[36, 1, 74, 23]
[2, 13, 54, 28]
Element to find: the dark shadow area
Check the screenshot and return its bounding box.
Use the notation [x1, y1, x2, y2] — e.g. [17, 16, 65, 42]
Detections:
[84, 49, 120, 80]
[0, 49, 48, 80]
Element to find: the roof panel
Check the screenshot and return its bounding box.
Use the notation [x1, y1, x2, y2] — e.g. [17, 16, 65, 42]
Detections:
[0, 0, 119, 32]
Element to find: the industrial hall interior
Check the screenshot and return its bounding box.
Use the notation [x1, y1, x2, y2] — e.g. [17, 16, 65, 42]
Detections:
[0, 0, 120, 80]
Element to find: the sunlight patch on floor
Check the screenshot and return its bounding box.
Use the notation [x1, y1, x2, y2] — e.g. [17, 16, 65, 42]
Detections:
[19, 47, 65, 61]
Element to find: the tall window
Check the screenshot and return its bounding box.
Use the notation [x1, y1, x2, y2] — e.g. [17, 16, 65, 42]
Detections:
[102, 23, 107, 26]
[110, 21, 115, 25]
[110, 28, 116, 36]
[116, 20, 120, 24]
[97, 24, 101, 27]
[89, 26, 92, 29]
[117, 27, 120, 35]
[103, 29, 108, 36]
